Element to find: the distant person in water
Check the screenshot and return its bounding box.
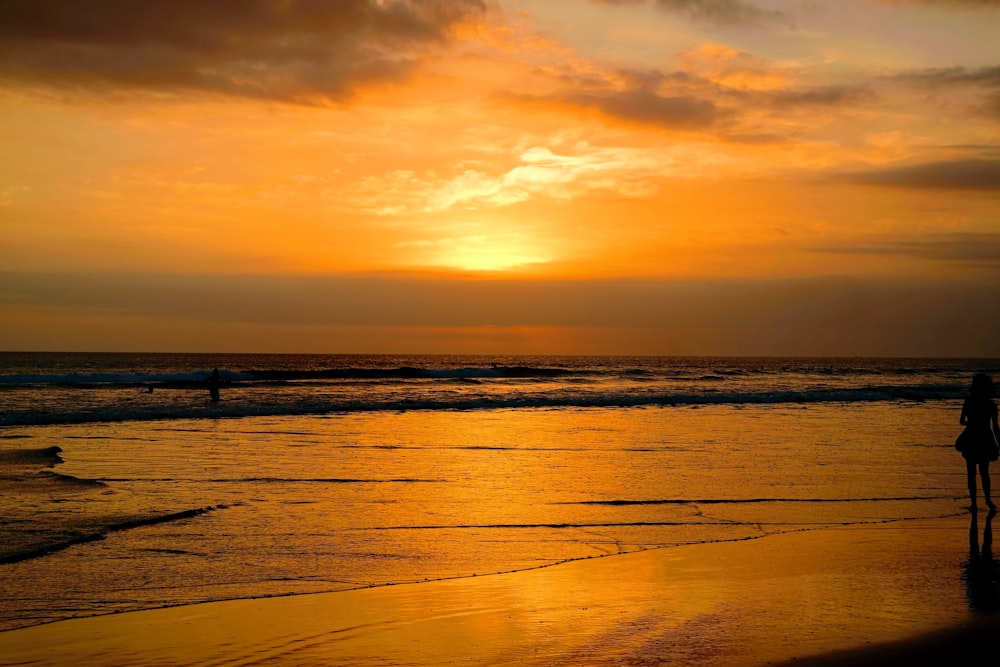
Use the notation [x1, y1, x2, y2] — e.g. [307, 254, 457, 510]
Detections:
[956, 373, 1000, 511]
[207, 368, 221, 403]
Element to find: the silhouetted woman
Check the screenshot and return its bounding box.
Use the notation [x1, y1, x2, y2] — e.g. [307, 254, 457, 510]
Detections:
[957, 374, 1000, 511]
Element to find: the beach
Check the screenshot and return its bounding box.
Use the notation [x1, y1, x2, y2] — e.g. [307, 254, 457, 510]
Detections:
[0, 513, 992, 666]
[1, 354, 996, 665]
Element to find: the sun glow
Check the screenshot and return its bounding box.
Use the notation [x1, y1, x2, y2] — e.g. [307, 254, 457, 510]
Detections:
[437, 237, 552, 272]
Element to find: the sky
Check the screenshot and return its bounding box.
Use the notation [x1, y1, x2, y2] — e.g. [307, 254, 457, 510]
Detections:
[1, 0, 999, 355]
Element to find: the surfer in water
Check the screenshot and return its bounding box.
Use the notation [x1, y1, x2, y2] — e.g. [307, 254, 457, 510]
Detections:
[207, 368, 221, 403]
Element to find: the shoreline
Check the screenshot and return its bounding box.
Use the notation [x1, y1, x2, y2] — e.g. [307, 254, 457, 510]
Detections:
[0, 512, 990, 667]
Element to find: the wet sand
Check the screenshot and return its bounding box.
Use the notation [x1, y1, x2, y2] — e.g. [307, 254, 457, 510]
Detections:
[0, 512, 993, 667]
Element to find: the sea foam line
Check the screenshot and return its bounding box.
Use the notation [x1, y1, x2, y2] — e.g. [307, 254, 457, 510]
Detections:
[566, 495, 953, 505]
[0, 385, 967, 427]
[372, 519, 927, 531]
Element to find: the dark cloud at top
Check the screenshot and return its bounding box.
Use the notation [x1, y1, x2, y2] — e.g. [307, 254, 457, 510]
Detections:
[840, 158, 1000, 190]
[589, 0, 788, 26]
[0, 0, 487, 103]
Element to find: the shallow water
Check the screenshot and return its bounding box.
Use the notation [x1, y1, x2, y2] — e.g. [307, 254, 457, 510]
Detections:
[0, 400, 968, 631]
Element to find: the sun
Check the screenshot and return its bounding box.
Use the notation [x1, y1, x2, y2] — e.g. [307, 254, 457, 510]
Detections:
[439, 234, 554, 272]
[397, 229, 554, 273]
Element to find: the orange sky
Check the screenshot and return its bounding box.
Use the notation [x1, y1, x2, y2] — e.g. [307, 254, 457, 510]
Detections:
[1, 0, 999, 355]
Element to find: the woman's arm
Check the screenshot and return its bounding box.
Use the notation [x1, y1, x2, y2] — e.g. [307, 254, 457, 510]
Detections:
[960, 399, 969, 425]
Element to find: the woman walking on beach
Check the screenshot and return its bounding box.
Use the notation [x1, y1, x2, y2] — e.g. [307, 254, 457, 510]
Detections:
[957, 373, 1000, 511]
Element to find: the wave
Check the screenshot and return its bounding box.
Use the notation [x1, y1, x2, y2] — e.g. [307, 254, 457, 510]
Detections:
[0, 506, 219, 564]
[96, 477, 443, 484]
[0, 366, 980, 389]
[376, 519, 883, 530]
[0, 445, 63, 467]
[0, 383, 968, 427]
[37, 471, 107, 488]
[10, 360, 984, 388]
[0, 365, 583, 388]
[0, 369, 251, 388]
[0, 446, 107, 491]
[566, 495, 951, 505]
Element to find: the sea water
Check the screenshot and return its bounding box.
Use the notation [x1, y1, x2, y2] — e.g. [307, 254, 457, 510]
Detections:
[0, 354, 994, 630]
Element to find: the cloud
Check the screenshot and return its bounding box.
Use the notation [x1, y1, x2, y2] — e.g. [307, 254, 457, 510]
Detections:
[893, 66, 1000, 120]
[673, 43, 878, 109]
[895, 66, 1000, 87]
[589, 0, 789, 26]
[520, 64, 719, 131]
[765, 85, 877, 107]
[874, 0, 1000, 8]
[522, 42, 878, 136]
[816, 233, 1000, 267]
[564, 86, 718, 129]
[987, 91, 1000, 120]
[356, 145, 664, 215]
[0, 0, 487, 103]
[838, 158, 1000, 190]
[536, 69, 872, 134]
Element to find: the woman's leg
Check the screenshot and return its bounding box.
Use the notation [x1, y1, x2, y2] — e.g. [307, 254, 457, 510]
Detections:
[968, 459, 979, 509]
[980, 462, 994, 509]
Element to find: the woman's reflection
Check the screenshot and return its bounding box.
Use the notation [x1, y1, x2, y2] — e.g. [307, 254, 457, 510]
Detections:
[964, 508, 999, 613]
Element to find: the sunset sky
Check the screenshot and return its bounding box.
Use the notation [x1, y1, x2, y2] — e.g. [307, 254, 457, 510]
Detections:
[2, 0, 998, 355]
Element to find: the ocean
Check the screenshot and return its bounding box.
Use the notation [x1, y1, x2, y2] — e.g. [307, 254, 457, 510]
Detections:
[0, 353, 995, 631]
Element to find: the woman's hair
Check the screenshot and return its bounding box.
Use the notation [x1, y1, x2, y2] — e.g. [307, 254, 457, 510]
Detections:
[971, 373, 996, 399]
